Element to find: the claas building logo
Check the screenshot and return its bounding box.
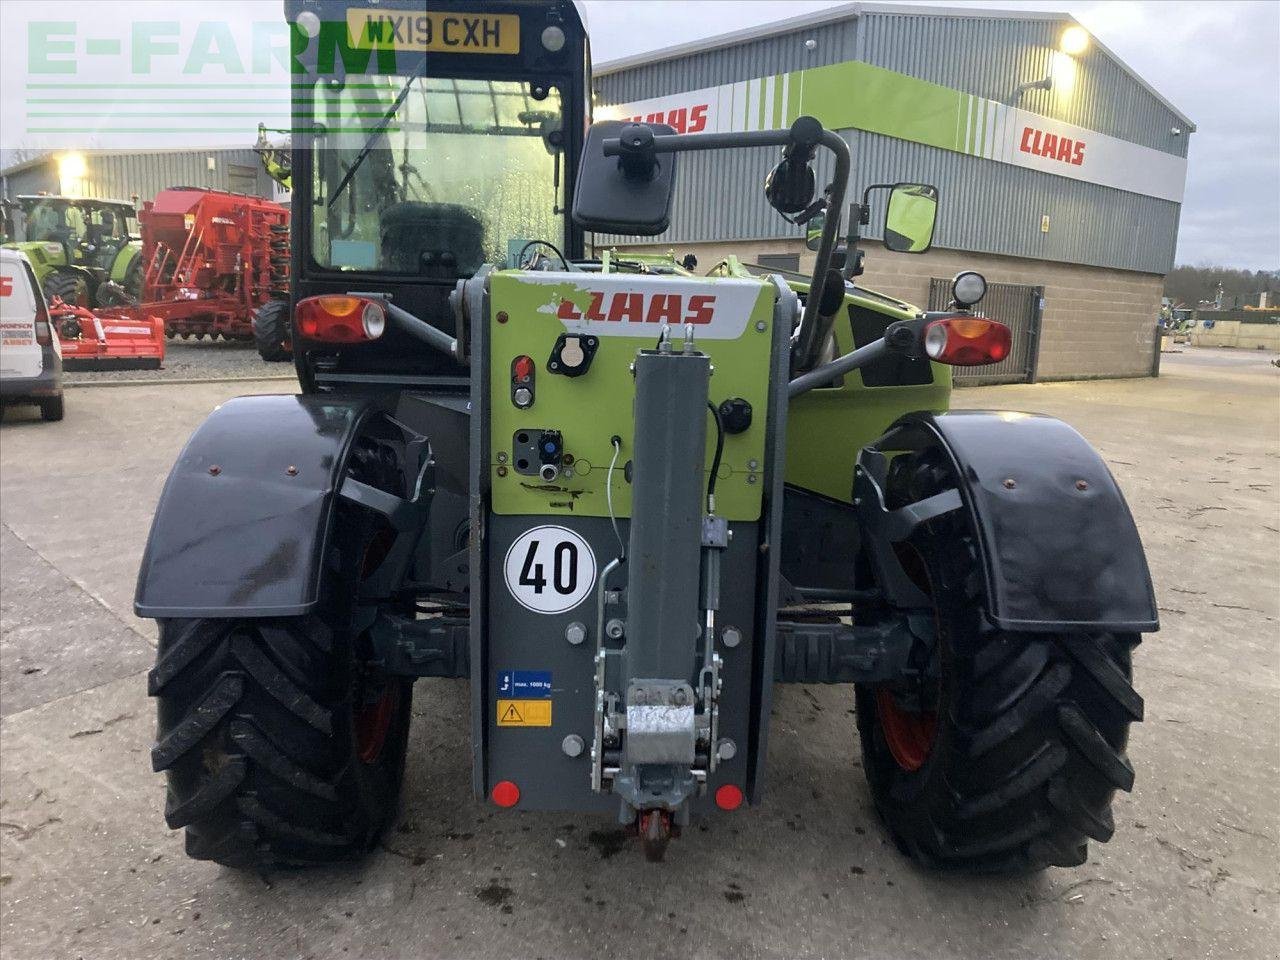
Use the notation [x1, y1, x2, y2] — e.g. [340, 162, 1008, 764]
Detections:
[1020, 125, 1087, 167]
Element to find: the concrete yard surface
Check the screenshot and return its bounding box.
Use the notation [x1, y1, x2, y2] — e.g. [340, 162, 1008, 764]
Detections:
[1, 347, 1277, 960]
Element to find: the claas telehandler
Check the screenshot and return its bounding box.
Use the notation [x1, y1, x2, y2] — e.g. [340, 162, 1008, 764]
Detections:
[136, 0, 1156, 869]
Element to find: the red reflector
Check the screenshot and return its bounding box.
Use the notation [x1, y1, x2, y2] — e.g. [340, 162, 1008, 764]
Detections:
[491, 780, 521, 808]
[513, 355, 534, 381]
[923, 316, 1012, 366]
[295, 295, 384, 343]
[714, 784, 743, 811]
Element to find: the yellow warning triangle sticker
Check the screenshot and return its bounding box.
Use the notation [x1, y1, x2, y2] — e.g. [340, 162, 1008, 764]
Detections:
[501, 702, 524, 723]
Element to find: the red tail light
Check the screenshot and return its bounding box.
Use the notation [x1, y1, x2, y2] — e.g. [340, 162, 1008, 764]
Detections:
[491, 780, 521, 808]
[33, 292, 52, 345]
[923, 316, 1011, 366]
[295, 295, 385, 343]
[714, 784, 744, 811]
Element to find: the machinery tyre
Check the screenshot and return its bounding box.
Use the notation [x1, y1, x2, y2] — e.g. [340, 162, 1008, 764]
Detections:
[122, 255, 145, 303]
[39, 396, 65, 422]
[855, 451, 1143, 874]
[149, 509, 413, 869]
[42, 270, 89, 308]
[252, 298, 292, 362]
[93, 281, 131, 309]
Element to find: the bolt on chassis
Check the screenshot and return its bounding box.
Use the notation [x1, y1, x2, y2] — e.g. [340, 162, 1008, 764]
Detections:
[136, 0, 1156, 870]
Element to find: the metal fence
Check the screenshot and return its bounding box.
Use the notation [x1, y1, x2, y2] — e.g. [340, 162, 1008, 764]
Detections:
[929, 278, 1043, 384]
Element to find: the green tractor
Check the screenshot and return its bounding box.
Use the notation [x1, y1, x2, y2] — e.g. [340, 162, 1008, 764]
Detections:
[1, 195, 143, 307]
[135, 0, 1155, 872]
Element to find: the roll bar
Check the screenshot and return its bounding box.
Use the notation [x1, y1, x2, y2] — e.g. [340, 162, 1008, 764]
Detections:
[602, 120, 851, 373]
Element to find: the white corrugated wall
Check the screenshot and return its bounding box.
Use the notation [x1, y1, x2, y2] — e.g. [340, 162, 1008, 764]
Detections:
[594, 8, 1187, 274]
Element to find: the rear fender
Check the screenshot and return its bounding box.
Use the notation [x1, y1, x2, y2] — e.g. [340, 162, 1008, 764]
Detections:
[856, 410, 1158, 633]
[135, 394, 379, 618]
[110, 242, 140, 281]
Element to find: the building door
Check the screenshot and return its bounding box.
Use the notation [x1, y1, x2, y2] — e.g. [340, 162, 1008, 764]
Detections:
[928, 278, 1043, 384]
[227, 163, 260, 198]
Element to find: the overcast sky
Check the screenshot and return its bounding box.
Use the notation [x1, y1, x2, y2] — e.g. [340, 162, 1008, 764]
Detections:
[587, 0, 1279, 271]
[1, 0, 1275, 270]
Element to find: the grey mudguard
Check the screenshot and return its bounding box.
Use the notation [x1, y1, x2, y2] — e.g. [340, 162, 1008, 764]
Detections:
[134, 394, 375, 618]
[874, 410, 1158, 633]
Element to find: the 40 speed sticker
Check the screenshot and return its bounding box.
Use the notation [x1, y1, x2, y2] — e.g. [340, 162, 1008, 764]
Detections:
[503, 525, 597, 614]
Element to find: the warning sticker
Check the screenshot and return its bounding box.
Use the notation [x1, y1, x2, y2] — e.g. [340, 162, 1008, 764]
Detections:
[497, 699, 552, 727]
[497, 670, 552, 698]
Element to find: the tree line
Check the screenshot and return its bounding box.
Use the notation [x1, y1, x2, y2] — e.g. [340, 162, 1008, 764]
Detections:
[1164, 265, 1280, 309]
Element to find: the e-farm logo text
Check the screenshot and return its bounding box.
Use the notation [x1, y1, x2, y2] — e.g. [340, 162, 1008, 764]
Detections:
[16, 18, 397, 146]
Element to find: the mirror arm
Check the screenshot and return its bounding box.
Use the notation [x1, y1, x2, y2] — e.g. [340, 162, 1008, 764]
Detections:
[601, 122, 851, 371]
[844, 201, 864, 281]
[791, 131, 850, 372]
[788, 339, 890, 399]
[861, 183, 894, 219]
[788, 317, 926, 398]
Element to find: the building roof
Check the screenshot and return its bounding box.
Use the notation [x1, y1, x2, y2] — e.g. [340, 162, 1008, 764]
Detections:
[593, 1, 1195, 132]
[0, 154, 55, 178]
[13, 194, 138, 207]
[1, 146, 261, 180]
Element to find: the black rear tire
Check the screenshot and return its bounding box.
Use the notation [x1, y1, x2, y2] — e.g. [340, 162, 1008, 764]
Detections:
[149, 514, 412, 869]
[122, 254, 145, 303]
[252, 298, 291, 362]
[39, 396, 65, 422]
[42, 270, 88, 308]
[855, 452, 1143, 874]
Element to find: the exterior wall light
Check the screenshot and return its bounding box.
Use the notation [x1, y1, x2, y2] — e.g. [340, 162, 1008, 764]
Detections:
[1060, 26, 1090, 55]
[57, 152, 86, 195]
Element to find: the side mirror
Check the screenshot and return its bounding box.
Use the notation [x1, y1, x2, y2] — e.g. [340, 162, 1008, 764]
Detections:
[884, 183, 938, 253]
[572, 121, 678, 236]
[804, 211, 826, 251]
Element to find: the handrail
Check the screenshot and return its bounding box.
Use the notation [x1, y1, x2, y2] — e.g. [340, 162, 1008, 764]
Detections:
[602, 118, 852, 374]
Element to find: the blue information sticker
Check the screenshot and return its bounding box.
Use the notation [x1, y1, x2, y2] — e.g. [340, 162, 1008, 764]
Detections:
[497, 670, 553, 698]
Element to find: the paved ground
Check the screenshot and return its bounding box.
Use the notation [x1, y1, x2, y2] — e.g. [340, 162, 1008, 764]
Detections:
[1, 347, 1276, 960]
[63, 338, 294, 386]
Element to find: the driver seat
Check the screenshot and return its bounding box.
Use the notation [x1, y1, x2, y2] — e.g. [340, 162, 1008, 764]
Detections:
[380, 202, 486, 278]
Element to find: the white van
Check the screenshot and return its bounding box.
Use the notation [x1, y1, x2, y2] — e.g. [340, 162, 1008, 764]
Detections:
[0, 248, 64, 421]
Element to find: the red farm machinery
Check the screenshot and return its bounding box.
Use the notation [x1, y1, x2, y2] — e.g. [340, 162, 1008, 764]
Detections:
[132, 187, 290, 347]
[50, 299, 166, 370]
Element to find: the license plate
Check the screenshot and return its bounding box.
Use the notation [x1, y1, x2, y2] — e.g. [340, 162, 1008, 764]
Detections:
[347, 10, 521, 55]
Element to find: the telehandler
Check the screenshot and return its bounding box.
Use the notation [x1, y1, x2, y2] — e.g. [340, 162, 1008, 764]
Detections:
[136, 0, 1156, 870]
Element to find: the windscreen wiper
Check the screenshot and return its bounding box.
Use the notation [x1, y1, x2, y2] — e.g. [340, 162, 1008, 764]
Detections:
[327, 71, 421, 209]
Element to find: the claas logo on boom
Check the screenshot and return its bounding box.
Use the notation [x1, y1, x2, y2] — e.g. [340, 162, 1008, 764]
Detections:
[557, 291, 717, 325]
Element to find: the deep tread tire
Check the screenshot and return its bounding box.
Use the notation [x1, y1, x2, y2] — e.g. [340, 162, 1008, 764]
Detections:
[149, 518, 412, 869]
[42, 270, 88, 308]
[39, 396, 65, 422]
[122, 255, 145, 304]
[252, 298, 291, 362]
[856, 456, 1143, 875]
